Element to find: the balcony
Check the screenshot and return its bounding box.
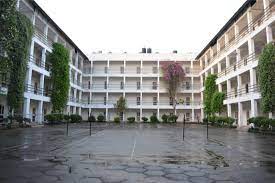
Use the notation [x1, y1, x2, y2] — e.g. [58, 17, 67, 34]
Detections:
[29, 55, 51, 71]
[25, 84, 51, 97]
[205, 2, 274, 66]
[226, 84, 259, 99]
[217, 53, 258, 78]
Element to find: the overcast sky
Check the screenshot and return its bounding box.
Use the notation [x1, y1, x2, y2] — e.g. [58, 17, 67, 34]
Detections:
[35, 0, 247, 57]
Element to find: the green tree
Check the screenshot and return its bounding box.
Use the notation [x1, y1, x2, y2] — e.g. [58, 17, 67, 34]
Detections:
[204, 74, 218, 117]
[114, 96, 127, 120]
[211, 92, 225, 115]
[49, 43, 70, 113]
[258, 43, 275, 117]
[7, 13, 33, 113]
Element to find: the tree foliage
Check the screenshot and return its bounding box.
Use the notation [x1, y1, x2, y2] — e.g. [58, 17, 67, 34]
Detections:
[211, 92, 225, 115]
[204, 74, 218, 116]
[258, 43, 275, 114]
[114, 96, 127, 115]
[7, 13, 33, 112]
[49, 43, 70, 113]
[161, 62, 185, 114]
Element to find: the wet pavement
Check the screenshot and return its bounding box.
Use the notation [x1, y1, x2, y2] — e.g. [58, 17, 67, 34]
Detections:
[0, 123, 275, 183]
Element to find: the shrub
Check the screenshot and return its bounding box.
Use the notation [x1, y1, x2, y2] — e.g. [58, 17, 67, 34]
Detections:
[161, 114, 168, 123]
[261, 118, 271, 130]
[70, 114, 82, 123]
[226, 117, 235, 126]
[88, 115, 96, 122]
[270, 119, 275, 127]
[64, 115, 70, 122]
[248, 116, 267, 128]
[150, 115, 159, 123]
[168, 115, 178, 123]
[114, 117, 120, 123]
[127, 117, 135, 123]
[142, 117, 148, 123]
[97, 114, 105, 122]
[45, 114, 64, 123]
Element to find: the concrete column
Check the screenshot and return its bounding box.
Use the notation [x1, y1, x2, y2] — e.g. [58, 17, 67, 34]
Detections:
[54, 34, 58, 43]
[23, 98, 31, 119]
[263, 0, 270, 10]
[251, 99, 258, 118]
[74, 72, 77, 85]
[39, 74, 45, 95]
[218, 62, 221, 73]
[238, 102, 243, 126]
[30, 40, 35, 58]
[227, 79, 231, 94]
[237, 75, 242, 91]
[218, 84, 222, 92]
[210, 67, 214, 74]
[227, 104, 232, 117]
[25, 68, 32, 86]
[157, 60, 160, 119]
[44, 24, 49, 38]
[225, 33, 229, 45]
[247, 8, 253, 33]
[250, 68, 257, 86]
[123, 60, 126, 97]
[75, 52, 79, 69]
[41, 48, 46, 68]
[234, 23, 239, 38]
[79, 91, 82, 104]
[191, 109, 195, 122]
[248, 38, 255, 54]
[73, 88, 77, 101]
[73, 106, 76, 114]
[37, 101, 43, 124]
[266, 26, 273, 43]
[32, 11, 36, 25]
[88, 108, 91, 117]
[204, 55, 208, 67]
[225, 56, 230, 68]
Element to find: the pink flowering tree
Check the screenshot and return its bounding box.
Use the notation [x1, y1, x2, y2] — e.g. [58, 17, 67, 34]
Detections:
[161, 62, 185, 115]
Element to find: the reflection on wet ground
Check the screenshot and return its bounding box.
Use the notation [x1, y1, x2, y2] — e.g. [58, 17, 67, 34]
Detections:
[0, 123, 275, 182]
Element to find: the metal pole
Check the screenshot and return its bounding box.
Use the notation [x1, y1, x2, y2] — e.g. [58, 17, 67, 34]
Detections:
[183, 115, 186, 141]
[66, 120, 69, 136]
[89, 121, 92, 136]
[206, 115, 209, 139]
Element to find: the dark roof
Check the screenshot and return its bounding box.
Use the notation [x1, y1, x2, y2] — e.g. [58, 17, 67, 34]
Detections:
[30, 0, 89, 60]
[195, 0, 256, 60]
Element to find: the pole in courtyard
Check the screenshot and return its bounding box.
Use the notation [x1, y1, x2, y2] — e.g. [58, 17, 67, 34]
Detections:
[183, 114, 186, 141]
[66, 119, 69, 136]
[89, 121, 92, 136]
[206, 115, 209, 139]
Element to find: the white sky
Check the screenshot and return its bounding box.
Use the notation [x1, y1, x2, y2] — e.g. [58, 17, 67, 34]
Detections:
[35, 0, 247, 57]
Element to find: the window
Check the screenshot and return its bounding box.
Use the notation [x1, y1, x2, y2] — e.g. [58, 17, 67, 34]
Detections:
[137, 112, 140, 121]
[104, 81, 107, 89]
[137, 81, 141, 90]
[153, 67, 158, 74]
[186, 82, 191, 90]
[153, 97, 157, 105]
[120, 81, 124, 89]
[104, 96, 106, 105]
[137, 97, 140, 105]
[34, 82, 38, 94]
[245, 84, 249, 93]
[152, 81, 157, 90]
[120, 66, 124, 74]
[169, 97, 173, 105]
[137, 67, 141, 74]
[185, 67, 190, 74]
[186, 97, 191, 105]
[88, 81, 91, 89]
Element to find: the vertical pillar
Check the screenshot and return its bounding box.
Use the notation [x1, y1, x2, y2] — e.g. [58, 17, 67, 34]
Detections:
[37, 101, 43, 124]
[247, 8, 253, 33]
[251, 100, 258, 118]
[157, 60, 160, 119]
[41, 48, 46, 68]
[75, 52, 79, 69]
[266, 26, 273, 43]
[238, 102, 243, 126]
[227, 79, 231, 96]
[191, 109, 195, 122]
[218, 84, 222, 92]
[23, 98, 31, 119]
[140, 60, 143, 120]
[234, 23, 239, 39]
[250, 68, 257, 87]
[210, 67, 214, 74]
[16, 0, 20, 10]
[218, 62, 221, 73]
[225, 56, 230, 68]
[237, 75, 242, 92]
[40, 74, 45, 96]
[26, 68, 32, 86]
[248, 38, 255, 55]
[227, 104, 232, 118]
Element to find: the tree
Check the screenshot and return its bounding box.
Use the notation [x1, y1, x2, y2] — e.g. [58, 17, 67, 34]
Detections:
[258, 43, 275, 117]
[204, 74, 218, 117]
[211, 92, 225, 115]
[49, 43, 70, 113]
[114, 96, 127, 120]
[161, 62, 185, 114]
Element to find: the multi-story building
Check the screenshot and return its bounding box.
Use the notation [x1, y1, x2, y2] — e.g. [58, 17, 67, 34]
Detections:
[0, 0, 89, 123]
[196, 0, 275, 126]
[0, 0, 274, 126]
[80, 50, 202, 122]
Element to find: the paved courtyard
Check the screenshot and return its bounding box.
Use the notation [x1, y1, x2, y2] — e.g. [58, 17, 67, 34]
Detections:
[0, 123, 275, 183]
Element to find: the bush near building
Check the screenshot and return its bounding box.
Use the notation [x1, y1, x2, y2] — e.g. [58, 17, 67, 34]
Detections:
[70, 114, 82, 123]
[97, 114, 105, 122]
[248, 117, 275, 132]
[142, 117, 148, 123]
[88, 115, 96, 122]
[161, 114, 168, 123]
[203, 116, 235, 128]
[127, 117, 135, 123]
[114, 117, 120, 123]
[150, 115, 159, 123]
[168, 115, 178, 123]
[45, 114, 64, 124]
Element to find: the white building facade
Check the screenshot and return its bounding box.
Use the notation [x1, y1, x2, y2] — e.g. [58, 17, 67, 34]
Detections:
[0, 0, 274, 126]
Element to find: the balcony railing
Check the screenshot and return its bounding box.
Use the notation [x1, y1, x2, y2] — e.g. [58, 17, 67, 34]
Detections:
[217, 53, 258, 78]
[205, 2, 274, 67]
[29, 55, 51, 71]
[25, 84, 51, 97]
[226, 84, 259, 99]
